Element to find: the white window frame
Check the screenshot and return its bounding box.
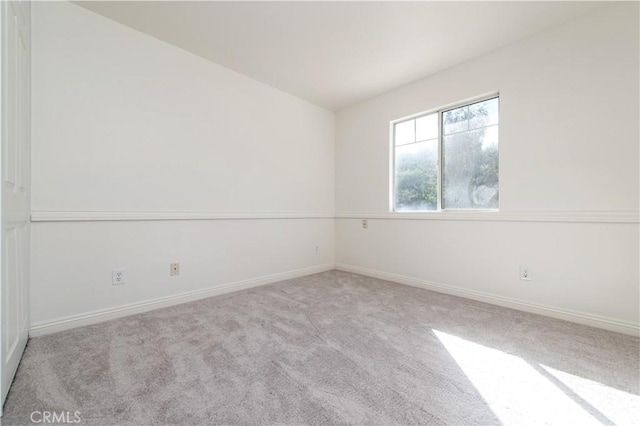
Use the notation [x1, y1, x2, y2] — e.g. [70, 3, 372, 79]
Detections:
[390, 93, 500, 213]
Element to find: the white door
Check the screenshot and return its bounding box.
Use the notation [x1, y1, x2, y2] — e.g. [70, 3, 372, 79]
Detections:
[0, 0, 30, 410]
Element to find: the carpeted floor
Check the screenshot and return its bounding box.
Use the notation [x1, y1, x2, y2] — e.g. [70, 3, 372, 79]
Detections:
[2, 270, 638, 425]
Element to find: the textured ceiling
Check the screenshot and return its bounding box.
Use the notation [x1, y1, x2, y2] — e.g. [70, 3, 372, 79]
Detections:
[76, 1, 608, 110]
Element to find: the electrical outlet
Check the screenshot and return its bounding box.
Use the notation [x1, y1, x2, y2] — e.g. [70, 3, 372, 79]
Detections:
[520, 265, 531, 281]
[362, 219, 368, 229]
[112, 269, 125, 285]
[170, 262, 180, 276]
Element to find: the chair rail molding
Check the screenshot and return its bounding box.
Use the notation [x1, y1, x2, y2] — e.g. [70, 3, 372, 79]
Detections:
[31, 211, 335, 222]
[336, 210, 640, 224]
[31, 210, 640, 223]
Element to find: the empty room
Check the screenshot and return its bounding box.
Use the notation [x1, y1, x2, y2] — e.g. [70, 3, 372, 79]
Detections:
[0, 0, 638, 424]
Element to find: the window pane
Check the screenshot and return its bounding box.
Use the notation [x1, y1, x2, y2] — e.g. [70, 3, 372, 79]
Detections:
[416, 113, 438, 141]
[469, 98, 499, 130]
[395, 140, 438, 211]
[443, 126, 499, 209]
[443, 105, 469, 135]
[482, 125, 499, 149]
[395, 119, 415, 146]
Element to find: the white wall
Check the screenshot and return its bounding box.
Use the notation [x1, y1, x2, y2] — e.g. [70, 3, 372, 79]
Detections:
[32, 2, 640, 336]
[335, 4, 639, 333]
[30, 2, 335, 332]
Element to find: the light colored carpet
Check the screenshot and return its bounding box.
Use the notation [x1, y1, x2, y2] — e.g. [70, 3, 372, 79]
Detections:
[2, 270, 638, 425]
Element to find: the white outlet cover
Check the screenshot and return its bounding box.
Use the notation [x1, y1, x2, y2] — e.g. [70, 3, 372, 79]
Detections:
[519, 265, 532, 281]
[112, 268, 126, 285]
[170, 263, 180, 276]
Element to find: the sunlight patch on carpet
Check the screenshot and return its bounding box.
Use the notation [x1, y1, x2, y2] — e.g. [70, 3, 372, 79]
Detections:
[433, 330, 616, 425]
[540, 364, 639, 425]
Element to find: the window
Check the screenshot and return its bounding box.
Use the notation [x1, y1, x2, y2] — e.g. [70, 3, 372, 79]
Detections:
[392, 96, 499, 211]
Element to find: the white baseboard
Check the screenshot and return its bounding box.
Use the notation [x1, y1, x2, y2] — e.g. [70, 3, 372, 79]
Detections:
[29, 263, 334, 337]
[30, 263, 639, 338]
[335, 263, 639, 336]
